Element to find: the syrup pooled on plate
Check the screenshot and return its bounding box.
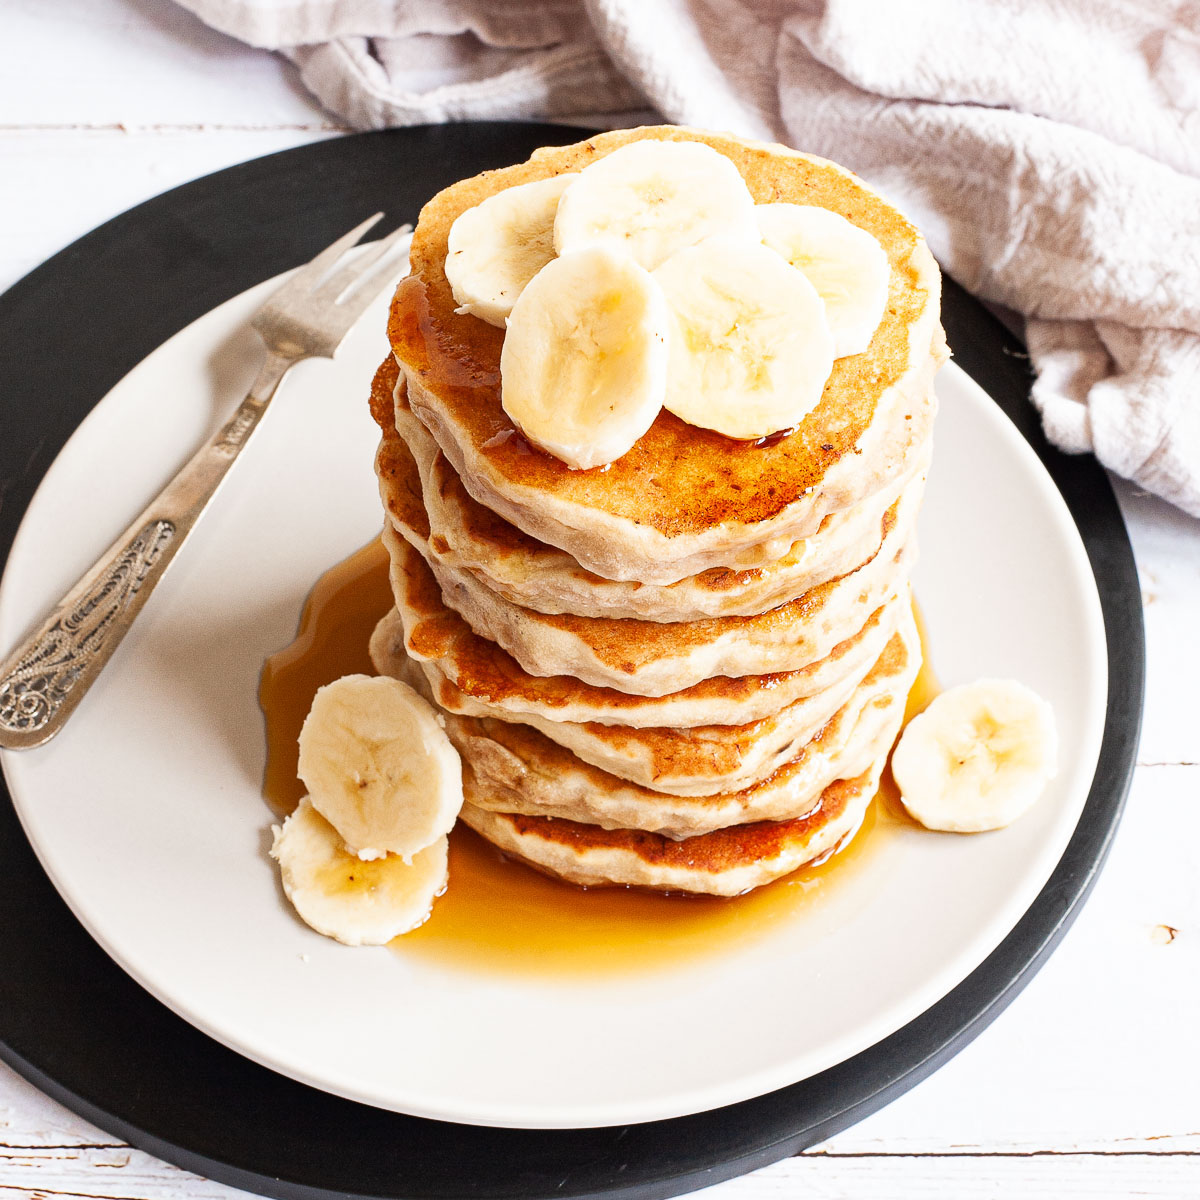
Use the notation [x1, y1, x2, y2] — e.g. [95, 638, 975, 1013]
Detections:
[260, 538, 940, 975]
[259, 537, 394, 818]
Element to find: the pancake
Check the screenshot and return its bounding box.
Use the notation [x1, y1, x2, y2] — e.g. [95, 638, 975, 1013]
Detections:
[380, 521, 908, 729]
[376, 393, 919, 700]
[374, 601, 918, 797]
[454, 684, 899, 839]
[391, 125, 945, 583]
[423, 481, 917, 696]
[386, 496, 914, 696]
[393, 610, 916, 833]
[372, 356, 928, 620]
[459, 764, 884, 896]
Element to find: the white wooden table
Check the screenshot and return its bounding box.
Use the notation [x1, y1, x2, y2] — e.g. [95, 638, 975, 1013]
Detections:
[2, 2, 1198, 1197]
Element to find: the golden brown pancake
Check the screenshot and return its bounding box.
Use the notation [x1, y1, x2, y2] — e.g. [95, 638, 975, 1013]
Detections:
[377, 418, 919, 698]
[373, 356, 928, 620]
[422, 503, 916, 696]
[375, 581, 918, 795]
[455, 690, 899, 840]
[380, 608, 917, 836]
[380, 521, 908, 730]
[386, 507, 915, 696]
[390, 125, 944, 583]
[459, 765, 884, 896]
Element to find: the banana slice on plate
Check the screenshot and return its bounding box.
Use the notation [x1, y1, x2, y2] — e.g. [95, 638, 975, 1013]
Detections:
[499, 246, 670, 469]
[554, 140, 759, 271]
[271, 798, 448, 946]
[445, 173, 578, 328]
[891, 680, 1058, 833]
[297, 674, 462, 861]
[653, 236, 835, 440]
[756, 204, 890, 358]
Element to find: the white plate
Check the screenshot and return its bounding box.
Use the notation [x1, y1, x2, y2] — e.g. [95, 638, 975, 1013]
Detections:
[0, 268, 1106, 1130]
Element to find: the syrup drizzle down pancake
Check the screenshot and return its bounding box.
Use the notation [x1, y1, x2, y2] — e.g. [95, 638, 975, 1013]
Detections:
[371, 357, 927, 621]
[375, 362, 926, 700]
[391, 125, 945, 583]
[378, 428, 920, 697]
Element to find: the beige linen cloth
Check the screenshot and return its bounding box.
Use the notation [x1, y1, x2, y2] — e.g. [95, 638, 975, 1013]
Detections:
[180, 0, 1200, 515]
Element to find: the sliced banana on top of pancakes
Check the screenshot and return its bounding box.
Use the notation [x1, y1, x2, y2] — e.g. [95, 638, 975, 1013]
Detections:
[445, 173, 577, 328]
[756, 203, 891, 359]
[553, 140, 760, 270]
[654, 237, 834, 440]
[499, 247, 671, 469]
[443, 139, 893, 468]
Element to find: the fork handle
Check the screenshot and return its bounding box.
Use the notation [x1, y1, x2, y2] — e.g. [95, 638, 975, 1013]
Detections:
[0, 350, 294, 750]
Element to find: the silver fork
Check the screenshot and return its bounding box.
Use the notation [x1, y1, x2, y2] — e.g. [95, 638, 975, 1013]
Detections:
[0, 213, 411, 750]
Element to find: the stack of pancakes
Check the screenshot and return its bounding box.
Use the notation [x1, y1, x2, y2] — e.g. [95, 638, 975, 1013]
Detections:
[368, 127, 946, 896]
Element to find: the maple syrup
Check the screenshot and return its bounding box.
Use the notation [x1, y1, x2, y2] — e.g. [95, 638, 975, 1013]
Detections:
[259, 537, 394, 818]
[259, 539, 941, 975]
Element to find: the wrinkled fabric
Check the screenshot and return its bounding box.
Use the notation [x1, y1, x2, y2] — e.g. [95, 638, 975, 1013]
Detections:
[177, 0, 1200, 515]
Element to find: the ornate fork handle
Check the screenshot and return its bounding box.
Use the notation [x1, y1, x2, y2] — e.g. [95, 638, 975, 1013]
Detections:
[0, 351, 293, 750]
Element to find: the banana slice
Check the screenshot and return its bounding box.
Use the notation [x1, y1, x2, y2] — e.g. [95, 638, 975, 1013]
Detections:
[756, 204, 890, 358]
[445, 173, 578, 328]
[653, 236, 835, 440]
[297, 674, 462, 861]
[271, 797, 448, 946]
[499, 246, 670, 469]
[554, 140, 759, 271]
[891, 679, 1058, 833]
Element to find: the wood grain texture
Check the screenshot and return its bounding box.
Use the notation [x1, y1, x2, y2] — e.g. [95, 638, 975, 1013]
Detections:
[1, 0, 1199, 1197]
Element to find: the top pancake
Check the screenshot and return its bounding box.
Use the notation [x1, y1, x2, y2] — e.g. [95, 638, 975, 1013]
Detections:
[376, 356, 927, 621]
[391, 125, 944, 584]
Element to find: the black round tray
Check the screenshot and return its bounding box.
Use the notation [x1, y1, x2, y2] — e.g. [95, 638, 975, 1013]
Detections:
[0, 123, 1144, 1200]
